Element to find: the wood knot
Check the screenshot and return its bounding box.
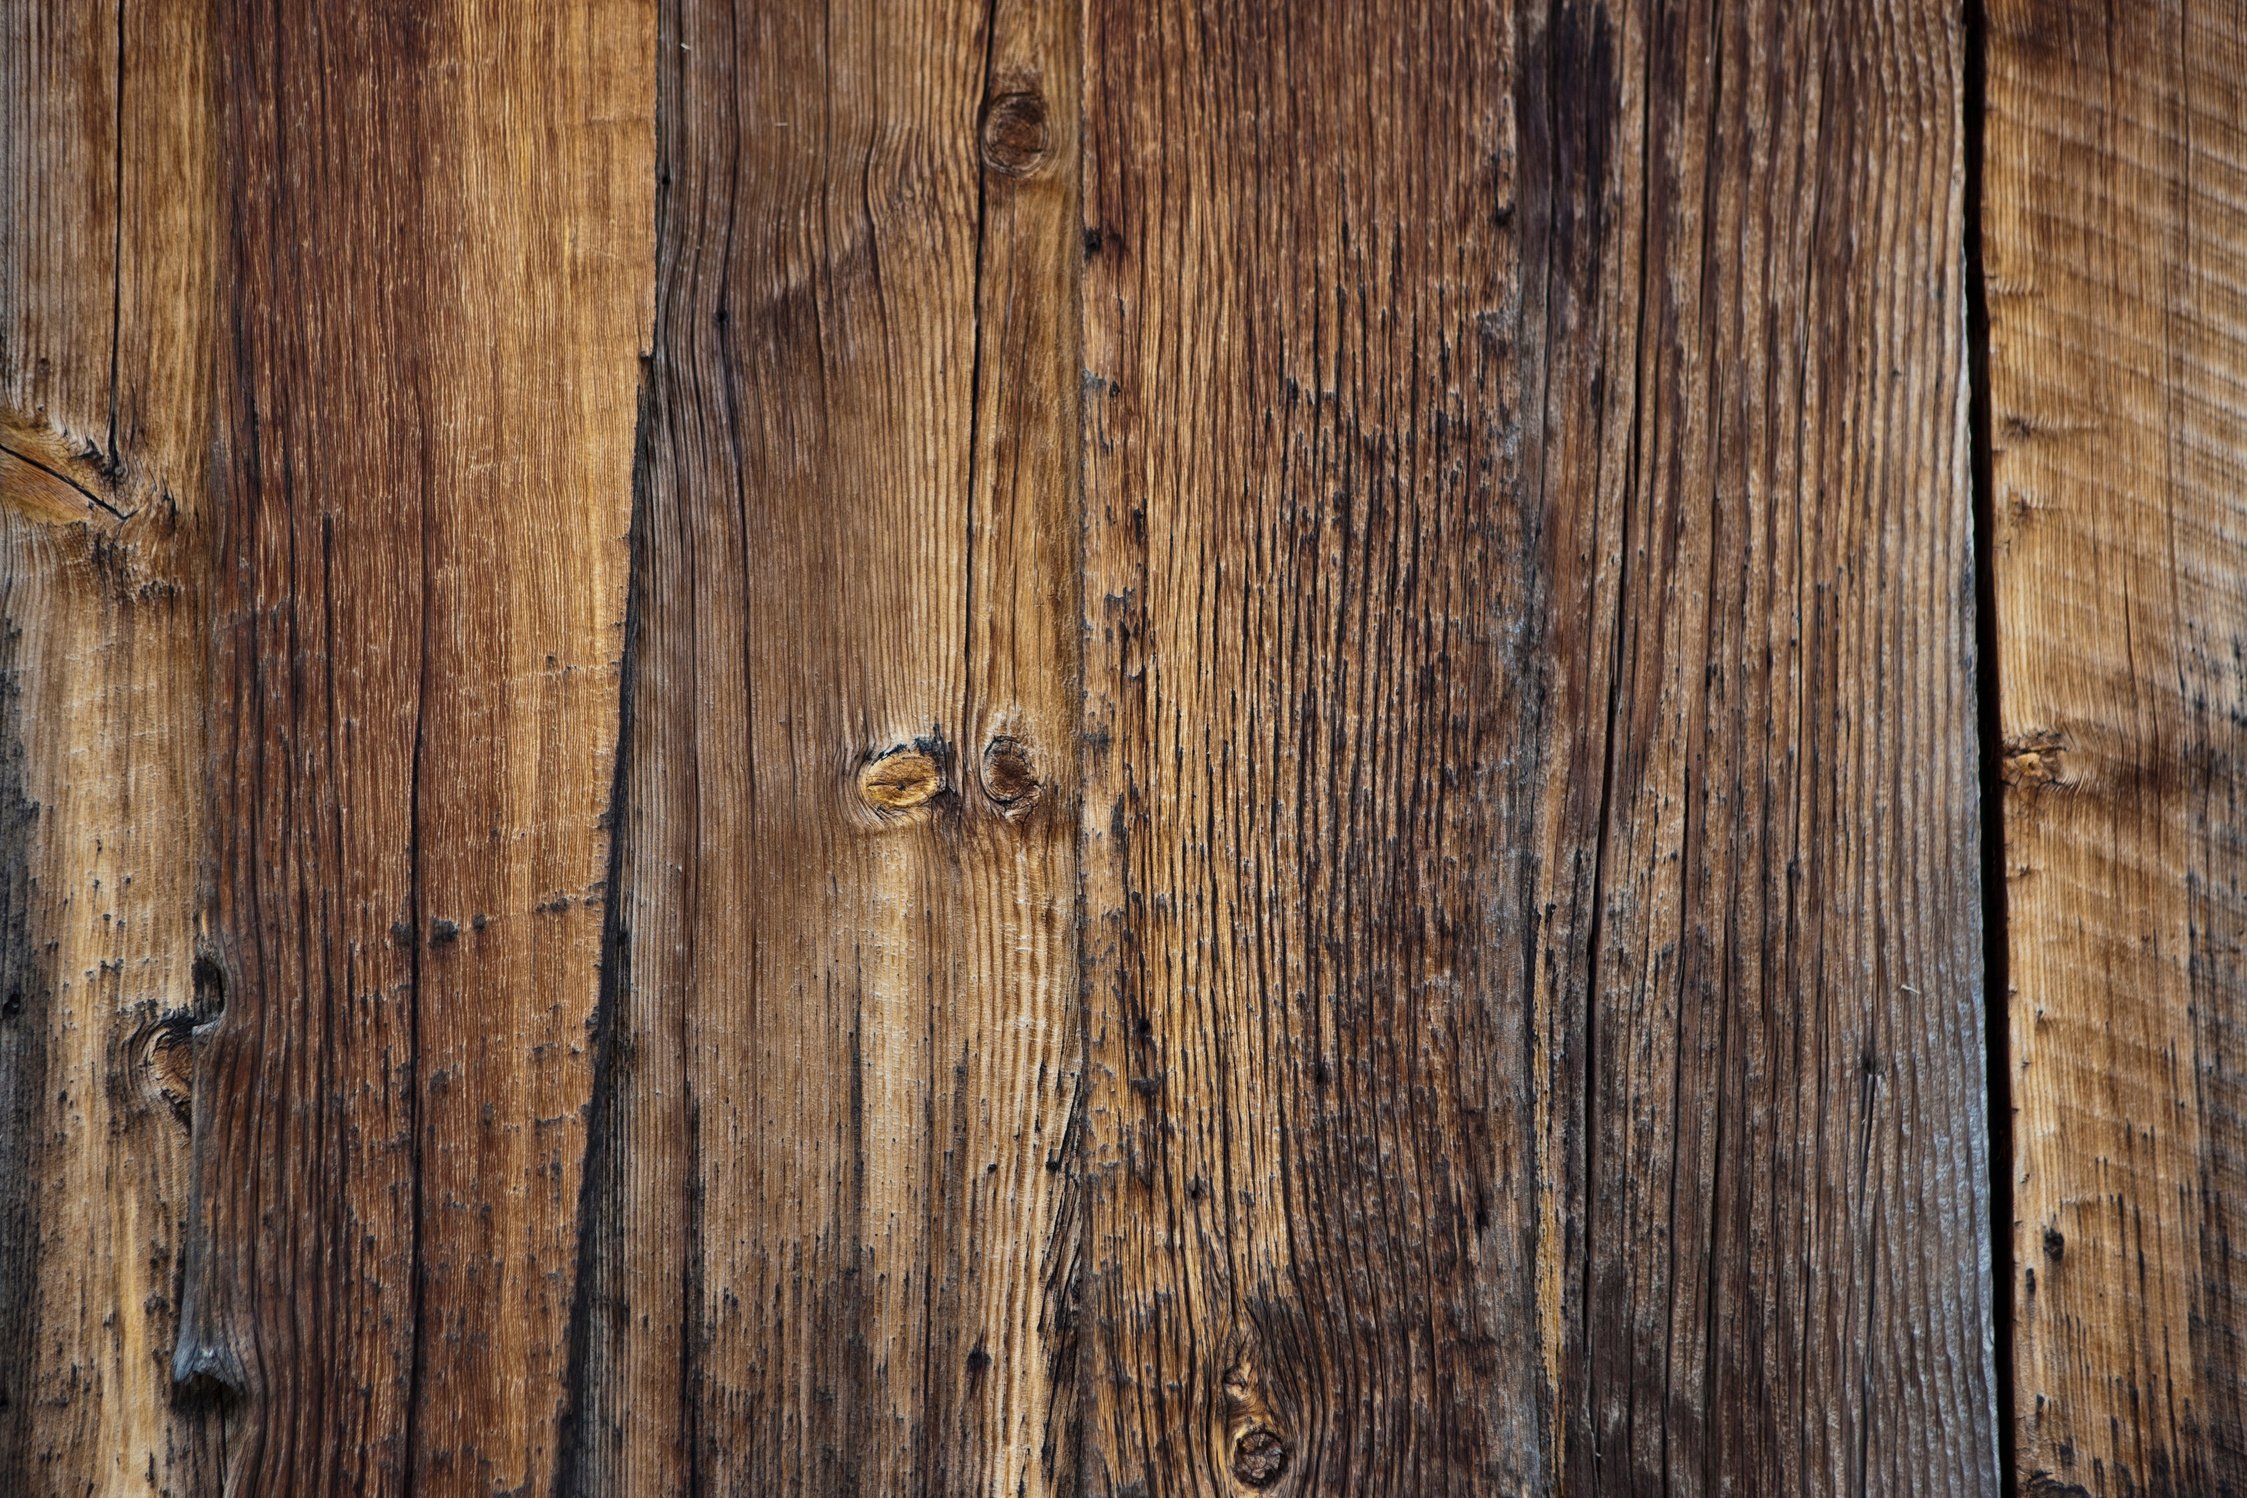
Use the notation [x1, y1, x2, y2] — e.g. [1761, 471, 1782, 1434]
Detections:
[980, 735, 1040, 814]
[2001, 729, 2069, 791]
[980, 90, 1049, 175]
[143, 1013, 198, 1126]
[858, 745, 947, 814]
[1218, 1353, 1286, 1488]
[1231, 1427, 1288, 1488]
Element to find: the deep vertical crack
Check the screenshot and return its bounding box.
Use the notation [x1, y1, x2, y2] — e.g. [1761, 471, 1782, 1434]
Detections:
[1962, 0, 2015, 1491]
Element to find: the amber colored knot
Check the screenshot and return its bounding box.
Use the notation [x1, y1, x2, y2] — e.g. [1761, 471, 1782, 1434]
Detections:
[1232, 1427, 1287, 1489]
[2000, 729, 2068, 790]
[980, 90, 1049, 175]
[859, 748, 945, 812]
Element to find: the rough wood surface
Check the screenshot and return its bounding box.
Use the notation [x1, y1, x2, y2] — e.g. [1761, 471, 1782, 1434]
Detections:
[1077, 4, 1550, 1491]
[1542, 4, 1998, 1493]
[19, 0, 2246, 1492]
[1080, 1, 1996, 1493]
[172, 4, 652, 1493]
[1987, 1, 2247, 1492]
[0, 0, 220, 1491]
[557, 0, 1084, 1493]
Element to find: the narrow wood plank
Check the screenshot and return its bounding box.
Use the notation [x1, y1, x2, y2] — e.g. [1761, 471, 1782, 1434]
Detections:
[1988, 2, 2247, 1492]
[0, 1, 220, 1491]
[174, 5, 652, 1492]
[1081, 1, 1997, 1493]
[560, 0, 1084, 1492]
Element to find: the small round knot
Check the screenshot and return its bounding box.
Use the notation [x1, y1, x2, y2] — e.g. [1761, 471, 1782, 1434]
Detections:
[979, 735, 1040, 813]
[1231, 1427, 1288, 1489]
[980, 90, 1049, 176]
[858, 747, 946, 813]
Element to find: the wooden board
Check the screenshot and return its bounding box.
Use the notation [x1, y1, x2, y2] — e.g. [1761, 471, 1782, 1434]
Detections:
[1080, 1, 1996, 1494]
[1986, 1, 2247, 1491]
[1547, 4, 1998, 1491]
[169, 4, 652, 1493]
[35, 0, 2247, 1493]
[556, 0, 1085, 1493]
[1076, 5, 1551, 1490]
[0, 0, 220, 1491]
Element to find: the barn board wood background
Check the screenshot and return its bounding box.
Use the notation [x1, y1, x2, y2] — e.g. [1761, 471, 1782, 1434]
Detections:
[0, 0, 2238, 1495]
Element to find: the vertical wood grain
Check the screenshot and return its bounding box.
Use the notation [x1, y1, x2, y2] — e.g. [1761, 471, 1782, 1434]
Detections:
[1081, 1, 1997, 1493]
[559, 0, 1084, 1492]
[0, 0, 2158, 1490]
[0, 0, 219, 1491]
[1080, 6, 1557, 1492]
[1546, 3, 1997, 1493]
[177, 4, 652, 1492]
[1988, 1, 2247, 1492]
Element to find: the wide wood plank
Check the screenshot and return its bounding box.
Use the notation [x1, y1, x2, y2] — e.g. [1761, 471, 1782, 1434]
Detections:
[1081, 1, 1996, 1493]
[173, 5, 651, 1492]
[0, 1, 219, 1491]
[558, 1, 1084, 1492]
[1077, 5, 1557, 1492]
[1544, 3, 1996, 1492]
[1987, 2, 2247, 1491]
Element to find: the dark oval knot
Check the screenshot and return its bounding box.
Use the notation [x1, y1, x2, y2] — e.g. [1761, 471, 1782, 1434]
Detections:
[980, 90, 1049, 175]
[1231, 1427, 1288, 1489]
[980, 735, 1040, 813]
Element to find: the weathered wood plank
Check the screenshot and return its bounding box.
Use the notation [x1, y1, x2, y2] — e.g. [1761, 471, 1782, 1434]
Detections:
[1543, 3, 1997, 1492]
[1987, 1, 2247, 1491]
[1081, 1, 1997, 1493]
[174, 4, 651, 1492]
[0, 0, 219, 1491]
[1079, 6, 1557, 1491]
[559, 0, 1084, 1492]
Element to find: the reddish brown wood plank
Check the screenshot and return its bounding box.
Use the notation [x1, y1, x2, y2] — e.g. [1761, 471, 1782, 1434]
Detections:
[174, 5, 652, 1492]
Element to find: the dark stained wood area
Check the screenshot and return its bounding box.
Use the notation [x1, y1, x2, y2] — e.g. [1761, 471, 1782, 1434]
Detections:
[1534, 2, 1996, 1492]
[0, 0, 2239, 1494]
[1077, 2, 1993, 1493]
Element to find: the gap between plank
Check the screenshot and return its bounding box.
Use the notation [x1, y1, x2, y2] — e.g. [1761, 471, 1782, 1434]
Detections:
[1961, 0, 2015, 1491]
